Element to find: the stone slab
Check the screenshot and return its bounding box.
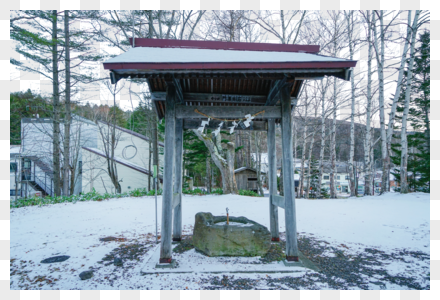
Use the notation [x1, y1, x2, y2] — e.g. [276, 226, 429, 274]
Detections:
[141, 244, 317, 275]
[155, 259, 177, 269]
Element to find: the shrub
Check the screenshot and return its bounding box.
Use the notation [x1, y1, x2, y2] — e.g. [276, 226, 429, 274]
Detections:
[238, 189, 262, 197]
[10, 187, 161, 209]
[211, 188, 223, 195]
[182, 188, 207, 195]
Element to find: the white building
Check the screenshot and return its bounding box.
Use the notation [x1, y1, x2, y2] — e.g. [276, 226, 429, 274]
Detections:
[16, 115, 163, 198]
[81, 121, 164, 194]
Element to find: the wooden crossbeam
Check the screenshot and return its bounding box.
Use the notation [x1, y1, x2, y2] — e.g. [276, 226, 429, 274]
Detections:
[183, 119, 267, 131]
[175, 106, 281, 119]
[151, 92, 267, 105]
[271, 195, 285, 209]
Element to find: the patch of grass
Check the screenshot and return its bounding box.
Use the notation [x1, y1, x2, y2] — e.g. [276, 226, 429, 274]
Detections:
[183, 188, 207, 195]
[260, 243, 285, 263]
[10, 187, 162, 209]
[238, 190, 262, 197]
[182, 188, 224, 195]
[211, 188, 224, 195]
[173, 236, 195, 254]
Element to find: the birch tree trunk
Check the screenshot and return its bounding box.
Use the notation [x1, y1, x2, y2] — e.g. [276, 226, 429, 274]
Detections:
[299, 114, 308, 198]
[386, 11, 414, 190]
[373, 11, 389, 194]
[369, 128, 375, 194]
[345, 11, 356, 197]
[63, 10, 71, 196]
[317, 86, 327, 198]
[192, 129, 238, 194]
[329, 77, 338, 199]
[364, 11, 373, 196]
[305, 129, 317, 199]
[254, 132, 264, 196]
[400, 11, 420, 194]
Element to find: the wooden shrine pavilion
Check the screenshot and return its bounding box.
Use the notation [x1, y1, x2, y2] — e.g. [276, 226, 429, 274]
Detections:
[104, 38, 357, 265]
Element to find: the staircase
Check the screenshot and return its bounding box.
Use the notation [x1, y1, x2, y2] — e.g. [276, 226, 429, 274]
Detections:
[24, 156, 54, 197]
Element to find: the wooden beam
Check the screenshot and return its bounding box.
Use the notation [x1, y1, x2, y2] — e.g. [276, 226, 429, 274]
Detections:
[280, 84, 299, 261]
[265, 78, 287, 106]
[173, 78, 184, 104]
[183, 119, 267, 131]
[159, 82, 176, 263]
[271, 195, 285, 209]
[175, 106, 281, 119]
[173, 119, 184, 241]
[152, 92, 267, 105]
[268, 119, 279, 241]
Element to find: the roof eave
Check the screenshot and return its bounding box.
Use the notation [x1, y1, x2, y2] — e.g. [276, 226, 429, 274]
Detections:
[104, 61, 357, 71]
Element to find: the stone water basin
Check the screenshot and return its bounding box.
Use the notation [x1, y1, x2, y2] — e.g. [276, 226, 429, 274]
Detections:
[192, 212, 271, 257]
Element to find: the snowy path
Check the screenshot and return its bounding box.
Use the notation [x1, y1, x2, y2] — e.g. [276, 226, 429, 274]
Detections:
[10, 193, 430, 290]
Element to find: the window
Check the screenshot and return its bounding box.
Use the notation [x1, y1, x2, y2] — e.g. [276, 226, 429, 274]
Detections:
[248, 178, 257, 181]
[345, 175, 349, 180]
[23, 159, 31, 169]
[10, 189, 20, 196]
[337, 176, 341, 180]
[323, 175, 329, 180]
[10, 162, 17, 173]
[78, 161, 82, 175]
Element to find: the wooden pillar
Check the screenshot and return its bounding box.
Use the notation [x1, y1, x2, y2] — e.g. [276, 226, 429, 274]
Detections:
[173, 118, 184, 241]
[159, 82, 176, 263]
[267, 119, 279, 241]
[280, 85, 299, 261]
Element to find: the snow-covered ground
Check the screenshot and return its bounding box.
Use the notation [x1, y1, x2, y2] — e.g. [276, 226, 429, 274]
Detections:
[10, 192, 430, 290]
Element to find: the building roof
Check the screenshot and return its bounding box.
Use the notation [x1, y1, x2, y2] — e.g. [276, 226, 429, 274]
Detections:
[104, 46, 354, 69]
[82, 147, 163, 182]
[234, 167, 266, 174]
[10, 145, 21, 155]
[98, 121, 165, 147]
[103, 39, 357, 121]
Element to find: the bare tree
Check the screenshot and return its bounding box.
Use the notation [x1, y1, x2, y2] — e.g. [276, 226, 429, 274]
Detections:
[192, 129, 238, 194]
[97, 80, 125, 193]
[400, 11, 421, 193]
[248, 10, 307, 44]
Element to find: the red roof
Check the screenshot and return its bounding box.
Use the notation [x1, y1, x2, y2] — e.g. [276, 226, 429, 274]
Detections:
[128, 38, 320, 53]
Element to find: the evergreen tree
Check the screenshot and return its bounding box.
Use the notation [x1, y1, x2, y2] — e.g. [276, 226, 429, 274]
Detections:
[391, 31, 430, 192]
[307, 157, 321, 198]
[10, 90, 53, 145]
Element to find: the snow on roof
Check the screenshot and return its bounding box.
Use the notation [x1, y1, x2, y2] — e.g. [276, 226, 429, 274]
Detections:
[82, 147, 163, 181]
[234, 167, 266, 174]
[105, 47, 351, 65]
[10, 145, 21, 154]
[98, 121, 165, 147]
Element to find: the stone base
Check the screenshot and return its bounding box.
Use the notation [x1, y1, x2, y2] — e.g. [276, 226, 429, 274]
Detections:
[283, 259, 303, 267]
[155, 259, 177, 269]
[281, 251, 321, 272]
[192, 212, 271, 257]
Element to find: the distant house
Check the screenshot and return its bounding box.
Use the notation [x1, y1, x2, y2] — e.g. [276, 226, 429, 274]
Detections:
[234, 167, 266, 193]
[81, 121, 164, 194]
[16, 115, 164, 198]
[320, 161, 352, 193]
